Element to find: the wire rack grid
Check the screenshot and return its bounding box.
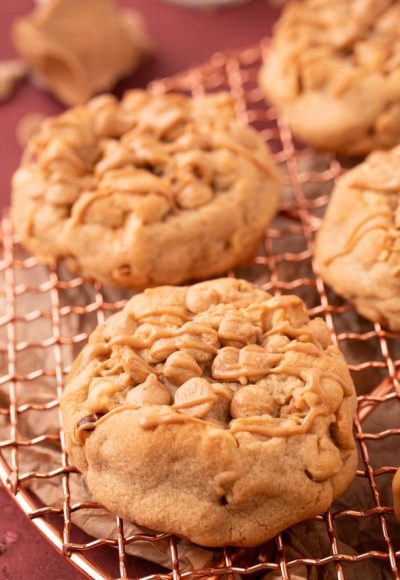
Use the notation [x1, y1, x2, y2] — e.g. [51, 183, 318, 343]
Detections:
[0, 40, 400, 579]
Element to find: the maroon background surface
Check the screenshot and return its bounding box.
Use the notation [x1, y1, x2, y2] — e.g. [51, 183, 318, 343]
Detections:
[0, 1, 279, 578]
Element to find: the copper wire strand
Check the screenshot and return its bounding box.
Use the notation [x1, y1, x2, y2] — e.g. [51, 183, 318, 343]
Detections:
[0, 41, 399, 579]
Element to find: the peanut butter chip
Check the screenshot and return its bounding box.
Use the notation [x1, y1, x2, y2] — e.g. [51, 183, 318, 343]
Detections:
[86, 373, 130, 413]
[126, 374, 171, 407]
[218, 312, 259, 347]
[231, 385, 274, 419]
[163, 351, 202, 386]
[173, 377, 217, 418]
[205, 383, 232, 424]
[175, 181, 213, 209]
[120, 350, 154, 384]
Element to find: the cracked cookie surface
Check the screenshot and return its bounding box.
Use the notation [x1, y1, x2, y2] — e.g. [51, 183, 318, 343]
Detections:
[61, 278, 357, 547]
[259, 0, 400, 155]
[12, 90, 281, 289]
[316, 146, 400, 330]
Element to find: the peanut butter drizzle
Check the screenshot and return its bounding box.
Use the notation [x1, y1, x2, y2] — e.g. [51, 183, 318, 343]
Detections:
[138, 306, 190, 322]
[211, 383, 233, 400]
[377, 230, 400, 262]
[324, 211, 393, 265]
[109, 322, 217, 354]
[138, 408, 208, 430]
[230, 368, 325, 437]
[74, 404, 140, 444]
[74, 288, 353, 441]
[264, 321, 316, 343]
[71, 182, 174, 225]
[99, 361, 124, 377]
[213, 361, 282, 382]
[151, 338, 216, 358]
[74, 364, 350, 439]
[245, 295, 302, 318]
[90, 404, 140, 425]
[75, 404, 216, 442]
[172, 394, 217, 411]
[280, 341, 322, 357]
[267, 365, 352, 396]
[230, 407, 325, 437]
[68, 134, 275, 227]
[104, 345, 159, 377]
[211, 140, 277, 176]
[76, 342, 112, 369]
[109, 335, 150, 349]
[63, 126, 276, 227]
[163, 135, 276, 177]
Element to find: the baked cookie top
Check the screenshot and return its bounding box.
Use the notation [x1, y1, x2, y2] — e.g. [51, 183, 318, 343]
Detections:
[316, 146, 400, 329]
[260, 0, 400, 154]
[62, 278, 357, 546]
[12, 91, 281, 288]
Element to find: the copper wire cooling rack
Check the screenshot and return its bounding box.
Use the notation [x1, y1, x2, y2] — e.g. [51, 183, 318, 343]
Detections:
[1, 41, 400, 579]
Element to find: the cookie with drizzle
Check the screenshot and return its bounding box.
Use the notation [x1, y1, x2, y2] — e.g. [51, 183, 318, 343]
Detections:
[61, 278, 357, 547]
[316, 146, 400, 330]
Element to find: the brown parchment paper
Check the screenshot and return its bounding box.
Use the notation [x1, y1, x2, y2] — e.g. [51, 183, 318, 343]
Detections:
[0, 155, 399, 576]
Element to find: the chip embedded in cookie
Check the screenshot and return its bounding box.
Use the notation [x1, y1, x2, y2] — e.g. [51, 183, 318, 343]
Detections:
[316, 146, 400, 330]
[12, 91, 281, 289]
[61, 278, 358, 547]
[259, 0, 400, 155]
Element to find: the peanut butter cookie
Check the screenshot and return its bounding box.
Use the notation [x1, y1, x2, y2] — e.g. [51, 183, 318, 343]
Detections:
[61, 278, 357, 547]
[316, 146, 400, 330]
[12, 91, 281, 289]
[260, 0, 400, 155]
